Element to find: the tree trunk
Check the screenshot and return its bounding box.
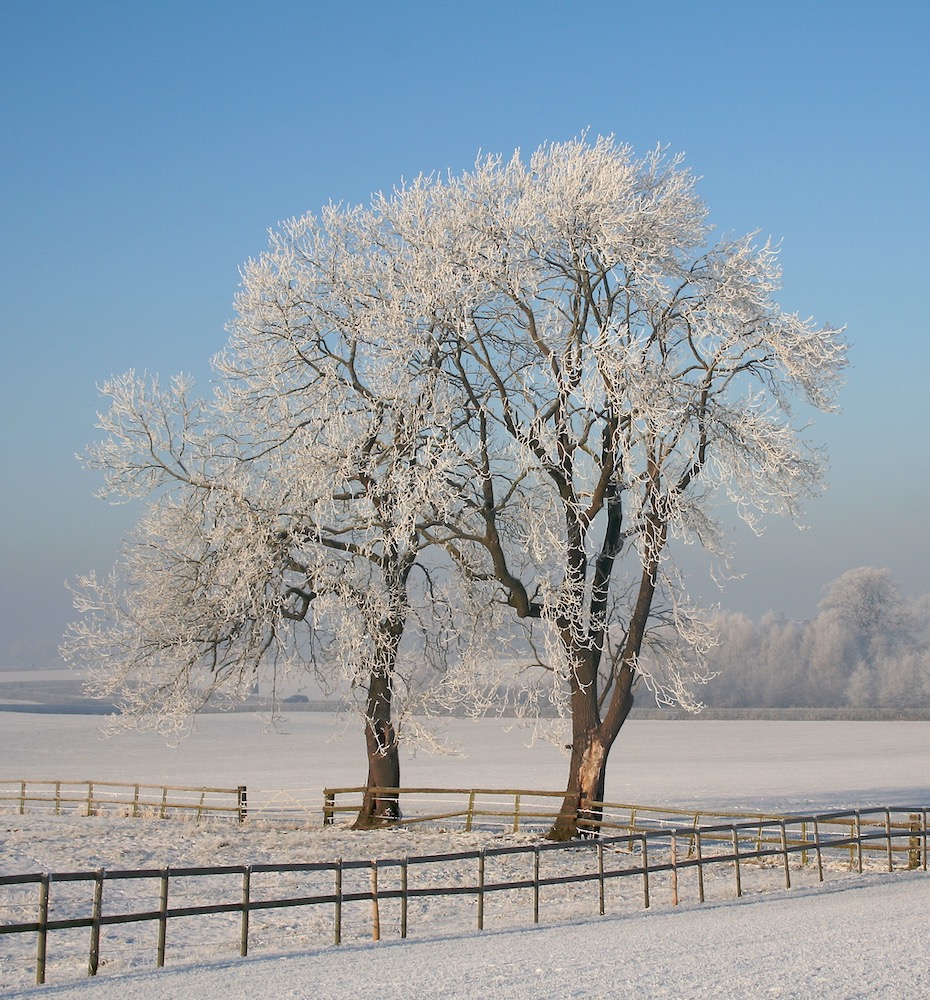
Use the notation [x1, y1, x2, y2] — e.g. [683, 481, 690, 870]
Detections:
[352, 670, 402, 829]
[549, 681, 635, 840]
[353, 721, 401, 829]
[549, 549, 660, 839]
[550, 732, 607, 841]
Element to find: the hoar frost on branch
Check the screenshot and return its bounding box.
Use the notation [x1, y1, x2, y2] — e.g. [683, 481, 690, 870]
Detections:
[64, 135, 846, 837]
[338, 135, 846, 837]
[65, 270, 507, 826]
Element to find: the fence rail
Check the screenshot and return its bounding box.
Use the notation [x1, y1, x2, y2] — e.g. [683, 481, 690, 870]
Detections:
[2, 805, 926, 986]
[0, 779, 246, 823]
[321, 786, 876, 844]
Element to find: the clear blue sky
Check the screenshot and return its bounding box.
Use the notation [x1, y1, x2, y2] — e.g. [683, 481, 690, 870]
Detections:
[1, 0, 928, 667]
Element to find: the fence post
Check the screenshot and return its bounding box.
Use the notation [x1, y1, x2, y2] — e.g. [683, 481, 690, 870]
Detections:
[597, 841, 605, 915]
[533, 845, 540, 924]
[780, 821, 791, 889]
[641, 834, 650, 909]
[921, 809, 927, 871]
[695, 829, 705, 903]
[20, 780, 27, 815]
[670, 833, 679, 906]
[334, 861, 342, 945]
[907, 814, 921, 870]
[323, 790, 334, 826]
[88, 869, 104, 976]
[513, 793, 521, 833]
[401, 858, 408, 939]
[55, 781, 61, 816]
[465, 790, 476, 833]
[157, 869, 169, 966]
[813, 817, 824, 882]
[854, 812, 863, 874]
[731, 827, 742, 898]
[86, 781, 94, 817]
[885, 809, 894, 872]
[238, 786, 248, 824]
[370, 861, 380, 942]
[240, 867, 251, 957]
[689, 813, 699, 857]
[36, 874, 50, 985]
[477, 850, 485, 930]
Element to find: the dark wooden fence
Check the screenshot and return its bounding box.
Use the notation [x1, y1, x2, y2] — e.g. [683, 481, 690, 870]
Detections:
[2, 805, 926, 986]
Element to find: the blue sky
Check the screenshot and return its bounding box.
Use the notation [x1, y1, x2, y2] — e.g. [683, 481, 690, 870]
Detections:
[1, 0, 928, 667]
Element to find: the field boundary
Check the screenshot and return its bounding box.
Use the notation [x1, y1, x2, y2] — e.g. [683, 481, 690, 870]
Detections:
[0, 779, 246, 822]
[2, 781, 784, 831]
[1, 804, 926, 986]
[322, 785, 793, 834]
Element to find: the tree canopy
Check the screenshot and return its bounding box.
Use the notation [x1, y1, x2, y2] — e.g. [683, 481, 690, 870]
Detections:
[65, 136, 847, 836]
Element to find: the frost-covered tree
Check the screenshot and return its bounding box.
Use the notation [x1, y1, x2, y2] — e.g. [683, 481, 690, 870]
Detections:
[694, 611, 758, 708]
[694, 568, 928, 712]
[361, 137, 847, 837]
[63, 225, 494, 826]
[67, 135, 848, 838]
[812, 567, 919, 711]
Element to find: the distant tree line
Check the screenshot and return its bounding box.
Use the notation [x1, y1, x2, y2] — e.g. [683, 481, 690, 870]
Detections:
[685, 568, 930, 711]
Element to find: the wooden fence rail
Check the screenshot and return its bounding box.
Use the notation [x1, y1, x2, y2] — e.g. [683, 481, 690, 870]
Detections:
[2, 805, 925, 986]
[321, 786, 926, 864]
[322, 784, 817, 834]
[2, 779, 924, 874]
[0, 780, 246, 823]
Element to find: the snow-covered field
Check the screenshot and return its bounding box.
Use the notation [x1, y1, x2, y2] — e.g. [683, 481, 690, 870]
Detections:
[1, 712, 929, 997]
[3, 711, 929, 813]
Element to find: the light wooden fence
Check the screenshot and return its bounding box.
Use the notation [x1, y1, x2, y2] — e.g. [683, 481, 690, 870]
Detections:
[2, 805, 925, 986]
[323, 785, 819, 841]
[0, 780, 247, 823]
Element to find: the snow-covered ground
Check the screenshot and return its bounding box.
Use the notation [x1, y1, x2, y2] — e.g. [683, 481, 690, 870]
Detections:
[1, 712, 929, 997]
[3, 711, 928, 813]
[4, 873, 928, 999]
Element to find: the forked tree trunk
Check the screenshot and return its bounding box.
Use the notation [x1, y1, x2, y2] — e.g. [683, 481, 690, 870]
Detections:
[549, 604, 640, 840]
[549, 679, 635, 840]
[549, 560, 655, 841]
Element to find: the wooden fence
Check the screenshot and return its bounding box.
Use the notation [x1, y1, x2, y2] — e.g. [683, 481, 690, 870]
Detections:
[2, 805, 926, 986]
[0, 779, 247, 823]
[323, 785, 825, 840]
[2, 779, 924, 871]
